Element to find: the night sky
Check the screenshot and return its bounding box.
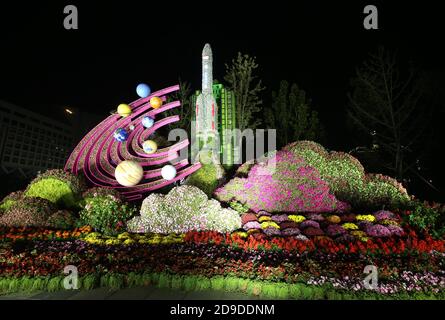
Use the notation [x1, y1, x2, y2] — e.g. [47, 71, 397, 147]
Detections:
[1, 1, 444, 199]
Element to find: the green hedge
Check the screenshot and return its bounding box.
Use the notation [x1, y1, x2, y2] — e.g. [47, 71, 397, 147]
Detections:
[1, 273, 443, 300]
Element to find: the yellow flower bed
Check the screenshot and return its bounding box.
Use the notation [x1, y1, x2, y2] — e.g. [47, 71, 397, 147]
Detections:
[82, 232, 184, 246]
[351, 230, 369, 242]
[260, 221, 280, 229]
[231, 231, 249, 238]
[288, 215, 306, 223]
[342, 223, 359, 230]
[380, 219, 399, 226]
[356, 215, 376, 222]
[258, 216, 272, 222]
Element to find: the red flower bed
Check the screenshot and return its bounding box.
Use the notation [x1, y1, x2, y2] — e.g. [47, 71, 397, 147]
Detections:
[184, 230, 445, 255]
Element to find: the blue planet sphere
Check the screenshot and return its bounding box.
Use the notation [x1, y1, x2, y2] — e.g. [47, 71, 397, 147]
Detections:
[142, 116, 155, 129]
[136, 83, 151, 98]
[113, 128, 129, 142]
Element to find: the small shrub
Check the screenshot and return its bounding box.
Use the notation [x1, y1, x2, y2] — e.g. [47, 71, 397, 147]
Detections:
[80, 196, 136, 236]
[24, 169, 86, 208]
[404, 201, 445, 238]
[0, 191, 23, 213]
[283, 141, 410, 210]
[0, 197, 56, 227]
[47, 210, 78, 230]
[186, 162, 225, 197]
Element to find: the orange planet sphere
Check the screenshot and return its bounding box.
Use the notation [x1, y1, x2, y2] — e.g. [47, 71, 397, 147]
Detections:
[150, 96, 162, 109]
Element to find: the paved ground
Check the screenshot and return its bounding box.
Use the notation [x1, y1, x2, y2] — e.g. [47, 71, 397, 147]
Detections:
[0, 286, 259, 300]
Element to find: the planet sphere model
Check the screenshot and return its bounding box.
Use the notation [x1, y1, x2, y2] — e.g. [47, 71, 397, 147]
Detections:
[161, 165, 177, 180]
[150, 96, 162, 109]
[136, 83, 151, 98]
[117, 103, 132, 117]
[113, 128, 129, 142]
[115, 160, 144, 187]
[142, 116, 155, 129]
[142, 140, 158, 154]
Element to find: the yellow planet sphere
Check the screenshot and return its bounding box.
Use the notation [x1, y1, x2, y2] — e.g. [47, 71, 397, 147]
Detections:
[150, 96, 162, 109]
[115, 160, 143, 187]
[117, 104, 132, 117]
[142, 140, 158, 154]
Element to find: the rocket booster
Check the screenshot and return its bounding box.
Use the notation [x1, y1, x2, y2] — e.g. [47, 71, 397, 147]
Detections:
[195, 43, 217, 136]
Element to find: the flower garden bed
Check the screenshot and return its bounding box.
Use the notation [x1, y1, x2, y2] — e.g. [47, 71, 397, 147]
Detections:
[1, 224, 445, 299]
[1, 144, 444, 300]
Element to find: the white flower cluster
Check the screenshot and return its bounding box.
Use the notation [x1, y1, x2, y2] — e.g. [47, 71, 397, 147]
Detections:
[127, 186, 241, 234]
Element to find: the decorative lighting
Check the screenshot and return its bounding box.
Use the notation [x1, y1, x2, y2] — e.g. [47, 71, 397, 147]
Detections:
[65, 108, 74, 115]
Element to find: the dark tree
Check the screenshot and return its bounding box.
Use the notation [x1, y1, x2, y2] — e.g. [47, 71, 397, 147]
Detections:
[265, 80, 324, 148]
[347, 47, 433, 180]
[224, 53, 265, 131]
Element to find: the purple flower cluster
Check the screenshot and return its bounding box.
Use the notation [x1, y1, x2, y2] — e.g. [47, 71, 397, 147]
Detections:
[271, 214, 289, 223]
[373, 210, 397, 221]
[365, 224, 392, 237]
[326, 224, 347, 237]
[243, 221, 262, 230]
[263, 227, 281, 236]
[306, 213, 325, 222]
[281, 228, 301, 236]
[300, 220, 320, 229]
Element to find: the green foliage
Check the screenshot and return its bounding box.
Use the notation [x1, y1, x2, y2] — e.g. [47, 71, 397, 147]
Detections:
[47, 277, 63, 292]
[210, 276, 225, 291]
[165, 78, 192, 132]
[229, 201, 250, 214]
[0, 197, 56, 227]
[24, 170, 86, 208]
[100, 274, 125, 290]
[0, 199, 15, 213]
[47, 210, 78, 230]
[80, 196, 136, 236]
[404, 201, 445, 238]
[186, 163, 223, 197]
[1, 273, 445, 300]
[265, 80, 324, 147]
[283, 141, 410, 210]
[0, 191, 23, 214]
[25, 178, 75, 207]
[224, 52, 265, 130]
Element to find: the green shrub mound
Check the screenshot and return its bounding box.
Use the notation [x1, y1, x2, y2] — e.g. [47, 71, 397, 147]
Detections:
[47, 210, 78, 230]
[282, 141, 410, 209]
[24, 169, 86, 208]
[127, 185, 241, 234]
[186, 163, 225, 197]
[186, 151, 226, 197]
[0, 197, 56, 227]
[80, 196, 136, 236]
[0, 191, 23, 214]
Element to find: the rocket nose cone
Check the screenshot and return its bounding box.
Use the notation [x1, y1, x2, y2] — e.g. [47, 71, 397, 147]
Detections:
[202, 43, 212, 55]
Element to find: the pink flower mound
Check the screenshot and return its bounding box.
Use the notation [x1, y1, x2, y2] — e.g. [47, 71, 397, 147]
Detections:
[215, 150, 349, 214]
